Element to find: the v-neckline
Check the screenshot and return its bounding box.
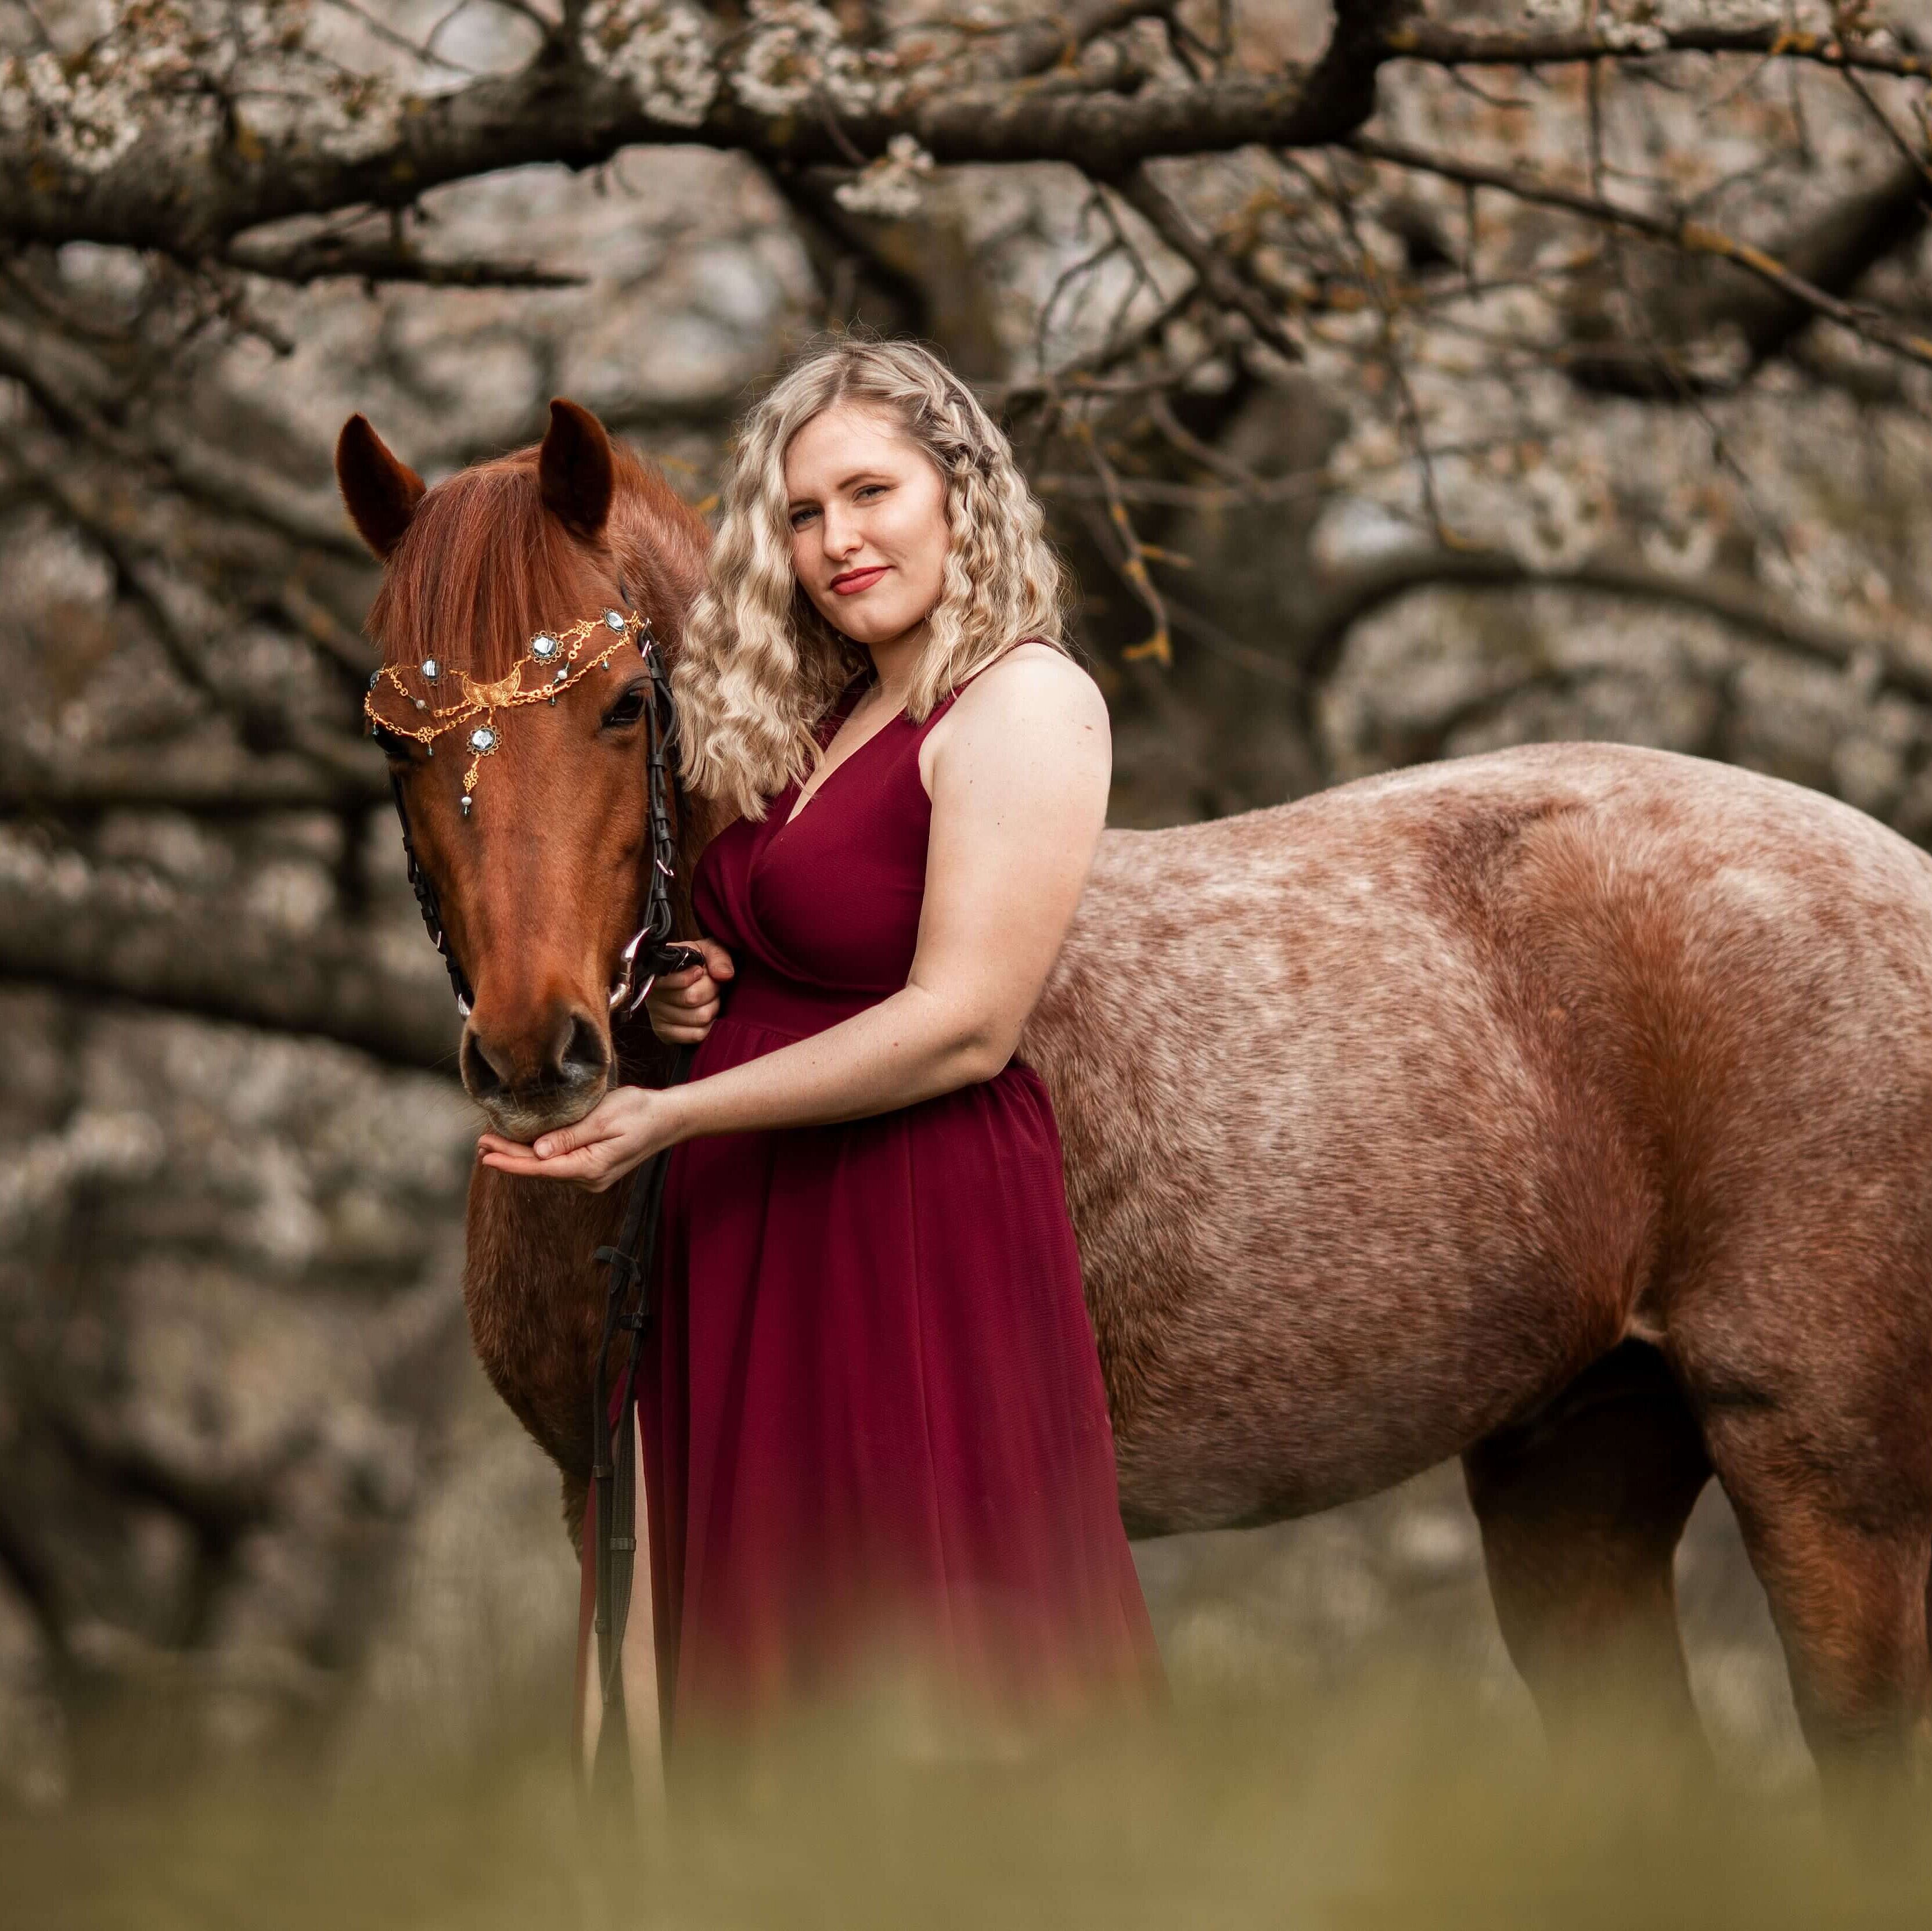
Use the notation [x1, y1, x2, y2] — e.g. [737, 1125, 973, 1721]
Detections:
[776, 675, 899, 833]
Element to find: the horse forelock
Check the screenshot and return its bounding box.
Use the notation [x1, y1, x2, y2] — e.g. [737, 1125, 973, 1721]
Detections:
[365, 439, 711, 679]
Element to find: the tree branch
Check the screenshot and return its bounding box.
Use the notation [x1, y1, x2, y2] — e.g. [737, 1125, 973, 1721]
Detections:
[988, 0, 1178, 81]
[1350, 135, 1932, 375]
[0, 830, 458, 1071]
[0, 1, 1419, 254]
[3, 438, 373, 785]
[1387, 18, 1932, 83]
[1571, 158, 1930, 397]
[1298, 543, 1930, 701]
[0, 306, 363, 556]
[222, 232, 585, 289]
[1068, 413, 1172, 664]
[0, 743, 387, 816]
[1116, 165, 1303, 365]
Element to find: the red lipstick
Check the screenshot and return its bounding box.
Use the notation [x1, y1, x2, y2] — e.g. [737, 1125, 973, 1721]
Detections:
[830, 565, 888, 596]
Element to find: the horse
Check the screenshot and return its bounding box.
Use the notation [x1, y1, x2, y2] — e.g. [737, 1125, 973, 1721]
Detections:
[336, 397, 1932, 1797]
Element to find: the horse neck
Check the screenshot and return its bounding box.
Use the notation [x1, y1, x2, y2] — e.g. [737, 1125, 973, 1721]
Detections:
[465, 1163, 629, 1489]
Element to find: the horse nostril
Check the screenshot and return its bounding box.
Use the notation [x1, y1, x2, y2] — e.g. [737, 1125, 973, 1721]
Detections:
[555, 1010, 610, 1089]
[462, 1027, 512, 1101]
[460, 1008, 607, 1105]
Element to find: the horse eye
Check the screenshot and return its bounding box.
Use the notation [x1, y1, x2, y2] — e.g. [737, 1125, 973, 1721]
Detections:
[602, 687, 647, 730]
[369, 722, 416, 761]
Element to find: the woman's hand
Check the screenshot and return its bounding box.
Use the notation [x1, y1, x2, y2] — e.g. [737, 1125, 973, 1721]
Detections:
[644, 936, 735, 1045]
[477, 1085, 683, 1192]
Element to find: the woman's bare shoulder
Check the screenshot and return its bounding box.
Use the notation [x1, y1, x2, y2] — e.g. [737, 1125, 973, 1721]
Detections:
[920, 642, 1109, 795]
[954, 640, 1107, 732]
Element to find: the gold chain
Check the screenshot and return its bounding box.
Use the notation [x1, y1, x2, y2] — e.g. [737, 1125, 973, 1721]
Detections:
[364, 607, 646, 815]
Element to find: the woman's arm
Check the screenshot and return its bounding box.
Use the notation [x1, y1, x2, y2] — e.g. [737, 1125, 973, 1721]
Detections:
[476, 649, 1110, 1189]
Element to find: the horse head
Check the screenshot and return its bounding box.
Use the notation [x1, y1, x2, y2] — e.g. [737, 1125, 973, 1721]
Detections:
[337, 400, 714, 1142]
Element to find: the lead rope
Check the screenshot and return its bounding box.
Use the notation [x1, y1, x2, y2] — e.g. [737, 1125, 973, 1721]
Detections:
[589, 623, 703, 1797]
[588, 1050, 689, 1761]
[583, 651, 869, 1793]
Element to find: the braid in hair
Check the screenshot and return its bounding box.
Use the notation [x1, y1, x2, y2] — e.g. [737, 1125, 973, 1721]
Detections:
[676, 332, 1073, 820]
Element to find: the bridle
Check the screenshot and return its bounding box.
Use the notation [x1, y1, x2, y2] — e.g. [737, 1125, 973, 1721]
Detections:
[375, 592, 700, 1794]
[381, 608, 692, 1023]
[390, 770, 477, 1014]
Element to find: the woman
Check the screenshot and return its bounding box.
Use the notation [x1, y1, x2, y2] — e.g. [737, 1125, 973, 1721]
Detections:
[478, 336, 1163, 1749]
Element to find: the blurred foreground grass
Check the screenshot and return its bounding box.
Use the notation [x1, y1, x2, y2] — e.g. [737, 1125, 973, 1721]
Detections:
[1, 1364, 1908, 1928]
[8, 1658, 1930, 1931]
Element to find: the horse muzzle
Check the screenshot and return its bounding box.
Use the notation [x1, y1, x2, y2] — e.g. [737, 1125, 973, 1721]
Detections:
[460, 1000, 611, 1141]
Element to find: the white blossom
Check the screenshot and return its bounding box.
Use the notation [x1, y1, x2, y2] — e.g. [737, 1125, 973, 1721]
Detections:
[833, 134, 934, 221]
[0, 0, 323, 174]
[1599, 20, 1670, 52]
[731, 1, 898, 118]
[580, 0, 719, 128]
[1653, 0, 1802, 27]
[1, 39, 178, 175]
[1506, 460, 1611, 571]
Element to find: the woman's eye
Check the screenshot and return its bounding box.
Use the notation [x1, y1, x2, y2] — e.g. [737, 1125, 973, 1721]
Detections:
[855, 484, 886, 501]
[603, 689, 647, 729]
[789, 507, 816, 529]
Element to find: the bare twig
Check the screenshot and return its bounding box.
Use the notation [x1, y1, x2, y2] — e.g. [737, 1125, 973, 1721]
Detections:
[1312, 152, 1454, 545]
[1832, 60, 1932, 196]
[1068, 414, 1172, 664]
[1035, 468, 1328, 509]
[316, 0, 482, 75]
[988, 279, 1203, 414]
[1387, 18, 1932, 82]
[1145, 392, 1266, 495]
[1116, 165, 1304, 366]
[988, 0, 1178, 80]
[1350, 135, 1932, 373]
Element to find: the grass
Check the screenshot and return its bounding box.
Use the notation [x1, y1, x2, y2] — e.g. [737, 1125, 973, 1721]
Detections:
[7, 1653, 1930, 1931]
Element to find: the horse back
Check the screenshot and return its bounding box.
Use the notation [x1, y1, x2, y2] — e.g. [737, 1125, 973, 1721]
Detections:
[1028, 743, 1932, 1533]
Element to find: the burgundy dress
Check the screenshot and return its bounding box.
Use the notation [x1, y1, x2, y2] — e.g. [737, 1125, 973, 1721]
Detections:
[636, 653, 1163, 1743]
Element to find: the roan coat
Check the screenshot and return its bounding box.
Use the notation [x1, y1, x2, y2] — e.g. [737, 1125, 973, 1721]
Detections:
[339, 399, 1932, 1796]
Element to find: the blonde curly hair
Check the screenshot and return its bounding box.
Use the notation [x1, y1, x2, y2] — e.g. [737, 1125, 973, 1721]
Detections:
[675, 335, 1071, 820]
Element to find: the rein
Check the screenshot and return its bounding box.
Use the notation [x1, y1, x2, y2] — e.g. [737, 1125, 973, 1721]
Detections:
[390, 770, 476, 1014]
[379, 604, 701, 1791]
[587, 622, 702, 1795]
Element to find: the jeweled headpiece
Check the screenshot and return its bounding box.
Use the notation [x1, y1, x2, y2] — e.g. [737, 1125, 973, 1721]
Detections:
[365, 607, 647, 816]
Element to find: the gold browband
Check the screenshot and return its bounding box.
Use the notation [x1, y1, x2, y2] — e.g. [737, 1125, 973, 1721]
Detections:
[365, 607, 647, 815]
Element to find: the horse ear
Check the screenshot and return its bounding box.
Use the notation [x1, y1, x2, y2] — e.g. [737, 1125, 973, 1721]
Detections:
[335, 415, 425, 560]
[538, 398, 615, 543]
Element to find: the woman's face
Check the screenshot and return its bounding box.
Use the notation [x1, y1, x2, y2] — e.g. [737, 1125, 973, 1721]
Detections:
[783, 401, 949, 651]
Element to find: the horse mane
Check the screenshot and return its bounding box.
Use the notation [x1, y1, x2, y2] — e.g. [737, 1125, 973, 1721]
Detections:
[366, 438, 712, 679]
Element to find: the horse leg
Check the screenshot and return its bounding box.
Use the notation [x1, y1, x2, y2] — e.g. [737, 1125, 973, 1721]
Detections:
[1463, 1341, 1712, 1763]
[1689, 1389, 1931, 1807]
